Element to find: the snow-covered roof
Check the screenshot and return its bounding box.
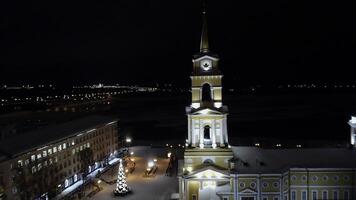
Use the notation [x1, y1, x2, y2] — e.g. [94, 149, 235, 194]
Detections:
[0, 115, 118, 157]
[232, 146, 356, 174]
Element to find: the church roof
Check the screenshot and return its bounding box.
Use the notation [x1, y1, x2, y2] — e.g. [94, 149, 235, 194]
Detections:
[232, 146, 356, 174]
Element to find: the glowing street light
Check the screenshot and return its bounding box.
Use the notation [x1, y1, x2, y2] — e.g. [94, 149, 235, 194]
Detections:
[126, 137, 132, 143]
[148, 161, 154, 168]
[167, 152, 172, 158]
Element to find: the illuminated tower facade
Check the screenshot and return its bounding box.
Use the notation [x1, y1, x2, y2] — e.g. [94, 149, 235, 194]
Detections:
[186, 7, 229, 149]
[179, 7, 233, 200]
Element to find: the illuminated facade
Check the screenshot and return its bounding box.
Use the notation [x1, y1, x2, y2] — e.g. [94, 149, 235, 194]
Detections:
[0, 116, 119, 200]
[179, 8, 356, 200]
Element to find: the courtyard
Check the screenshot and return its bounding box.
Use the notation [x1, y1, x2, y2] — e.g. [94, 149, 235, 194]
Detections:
[90, 146, 179, 200]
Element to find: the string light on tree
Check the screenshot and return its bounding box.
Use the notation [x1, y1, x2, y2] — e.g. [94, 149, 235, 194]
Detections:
[113, 159, 131, 196]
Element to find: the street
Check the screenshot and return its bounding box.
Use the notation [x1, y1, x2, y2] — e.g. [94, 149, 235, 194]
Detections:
[91, 146, 179, 200]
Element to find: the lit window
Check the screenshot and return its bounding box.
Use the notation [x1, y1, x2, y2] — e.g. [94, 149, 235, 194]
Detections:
[48, 149, 52, 155]
[63, 143, 66, 149]
[32, 166, 36, 173]
[87, 142, 90, 148]
[43, 150, 47, 157]
[58, 145, 62, 151]
[17, 160, 23, 167]
[72, 140, 75, 145]
[37, 154, 42, 159]
[24, 159, 29, 165]
[37, 163, 42, 171]
[72, 149, 75, 155]
[53, 147, 57, 153]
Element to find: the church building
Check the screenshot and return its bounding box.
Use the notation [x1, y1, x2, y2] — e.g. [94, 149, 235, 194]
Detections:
[178, 7, 356, 200]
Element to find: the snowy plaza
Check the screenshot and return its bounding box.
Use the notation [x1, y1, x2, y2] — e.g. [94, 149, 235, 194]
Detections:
[91, 146, 179, 200]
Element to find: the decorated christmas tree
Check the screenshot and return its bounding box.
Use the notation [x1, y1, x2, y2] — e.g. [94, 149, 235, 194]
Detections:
[114, 159, 130, 195]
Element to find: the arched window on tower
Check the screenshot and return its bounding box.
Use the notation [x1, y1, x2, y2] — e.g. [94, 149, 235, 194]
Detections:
[202, 83, 212, 102]
[204, 125, 211, 139]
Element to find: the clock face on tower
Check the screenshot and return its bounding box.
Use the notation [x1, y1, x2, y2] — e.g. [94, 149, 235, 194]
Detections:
[200, 59, 212, 71]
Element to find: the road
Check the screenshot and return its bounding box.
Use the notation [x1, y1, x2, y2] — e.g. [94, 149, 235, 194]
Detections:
[91, 146, 178, 200]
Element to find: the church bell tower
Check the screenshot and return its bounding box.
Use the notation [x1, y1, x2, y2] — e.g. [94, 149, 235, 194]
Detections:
[179, 6, 234, 200]
[186, 7, 229, 149]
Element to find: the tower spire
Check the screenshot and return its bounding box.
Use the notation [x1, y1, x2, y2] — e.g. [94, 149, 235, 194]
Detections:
[200, 2, 209, 53]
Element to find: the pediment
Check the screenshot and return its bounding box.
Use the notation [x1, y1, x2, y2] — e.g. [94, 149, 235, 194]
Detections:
[193, 55, 219, 62]
[191, 108, 223, 115]
[240, 188, 257, 194]
[185, 166, 229, 179]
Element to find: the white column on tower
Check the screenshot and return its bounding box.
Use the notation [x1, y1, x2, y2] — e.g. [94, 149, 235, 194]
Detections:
[223, 117, 228, 145]
[187, 116, 192, 144]
[212, 119, 216, 148]
[219, 119, 223, 145]
[199, 119, 204, 148]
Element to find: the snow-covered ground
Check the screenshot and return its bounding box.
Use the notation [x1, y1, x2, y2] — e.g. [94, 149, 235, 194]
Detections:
[92, 146, 179, 200]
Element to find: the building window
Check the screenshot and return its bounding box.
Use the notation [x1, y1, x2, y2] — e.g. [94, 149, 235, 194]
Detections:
[333, 175, 339, 182]
[37, 154, 41, 159]
[333, 190, 338, 200]
[48, 149, 52, 155]
[192, 194, 197, 200]
[322, 175, 328, 181]
[312, 191, 317, 200]
[53, 147, 57, 153]
[239, 182, 245, 188]
[262, 182, 268, 188]
[344, 191, 349, 200]
[24, 159, 29, 165]
[301, 175, 307, 182]
[64, 179, 69, 188]
[32, 166, 36, 174]
[273, 197, 279, 200]
[222, 197, 228, 200]
[301, 191, 307, 200]
[202, 83, 212, 102]
[17, 160, 23, 167]
[250, 182, 256, 189]
[291, 191, 296, 200]
[312, 175, 318, 182]
[273, 182, 279, 188]
[58, 144, 62, 151]
[43, 150, 47, 157]
[63, 143, 67, 149]
[262, 197, 268, 200]
[31, 155, 35, 161]
[322, 190, 328, 200]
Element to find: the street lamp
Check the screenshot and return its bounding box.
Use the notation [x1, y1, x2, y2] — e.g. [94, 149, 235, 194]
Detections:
[148, 160, 154, 168]
[126, 137, 132, 143]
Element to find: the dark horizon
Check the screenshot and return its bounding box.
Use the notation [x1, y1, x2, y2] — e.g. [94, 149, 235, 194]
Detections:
[1, 1, 355, 87]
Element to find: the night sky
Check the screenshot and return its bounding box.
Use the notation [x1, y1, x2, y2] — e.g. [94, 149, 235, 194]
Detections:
[0, 1, 355, 87]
